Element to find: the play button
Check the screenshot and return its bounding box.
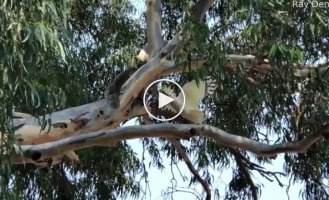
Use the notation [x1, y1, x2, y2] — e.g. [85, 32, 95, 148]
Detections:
[158, 92, 175, 109]
[143, 79, 185, 122]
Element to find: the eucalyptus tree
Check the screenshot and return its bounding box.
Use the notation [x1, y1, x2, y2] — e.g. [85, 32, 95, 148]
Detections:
[0, 0, 328, 199]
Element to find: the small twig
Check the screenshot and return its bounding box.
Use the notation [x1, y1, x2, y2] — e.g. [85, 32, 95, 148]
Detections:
[163, 186, 203, 200]
[286, 175, 294, 200]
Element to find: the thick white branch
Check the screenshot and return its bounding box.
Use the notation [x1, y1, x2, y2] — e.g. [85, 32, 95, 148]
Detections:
[10, 99, 120, 146]
[10, 54, 326, 150]
[146, 0, 163, 59]
[12, 123, 329, 163]
[7, 57, 203, 156]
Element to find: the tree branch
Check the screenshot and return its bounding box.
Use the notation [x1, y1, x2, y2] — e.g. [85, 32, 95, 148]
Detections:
[230, 149, 285, 186]
[128, 0, 216, 111]
[146, 0, 163, 59]
[9, 0, 184, 151]
[231, 149, 258, 200]
[8, 53, 327, 161]
[137, 0, 215, 62]
[5, 54, 204, 167]
[227, 55, 329, 77]
[168, 138, 212, 200]
[192, 0, 215, 23]
[11, 122, 329, 164]
[7, 101, 146, 166]
[10, 56, 200, 144]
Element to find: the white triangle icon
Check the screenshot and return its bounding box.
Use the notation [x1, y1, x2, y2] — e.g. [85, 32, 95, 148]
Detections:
[158, 92, 175, 109]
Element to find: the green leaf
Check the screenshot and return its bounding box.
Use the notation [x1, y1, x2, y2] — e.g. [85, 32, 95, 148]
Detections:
[278, 43, 288, 53]
[56, 40, 66, 62]
[269, 44, 278, 58]
[295, 48, 303, 62]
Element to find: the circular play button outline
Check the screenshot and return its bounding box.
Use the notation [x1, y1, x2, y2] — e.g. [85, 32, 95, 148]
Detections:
[143, 78, 185, 122]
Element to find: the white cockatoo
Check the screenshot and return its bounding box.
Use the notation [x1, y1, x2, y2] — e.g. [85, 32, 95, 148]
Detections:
[162, 77, 215, 124]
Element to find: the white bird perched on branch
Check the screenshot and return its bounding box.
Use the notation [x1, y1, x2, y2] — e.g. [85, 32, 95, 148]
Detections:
[162, 77, 216, 124]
